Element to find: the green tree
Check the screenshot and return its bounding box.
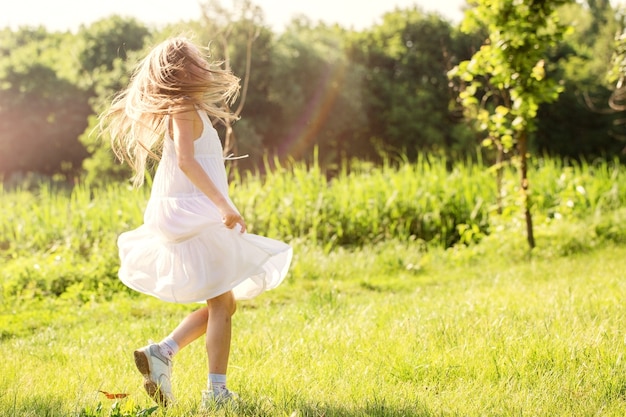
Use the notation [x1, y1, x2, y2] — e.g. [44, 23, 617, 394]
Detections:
[76, 15, 150, 82]
[536, 1, 623, 160]
[348, 8, 468, 160]
[76, 17, 151, 185]
[450, 0, 573, 249]
[78, 55, 142, 185]
[265, 18, 367, 165]
[607, 5, 626, 143]
[0, 28, 90, 180]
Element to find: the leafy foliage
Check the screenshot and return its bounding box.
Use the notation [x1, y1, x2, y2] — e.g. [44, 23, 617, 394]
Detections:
[76, 18, 152, 185]
[347, 8, 472, 159]
[536, 1, 623, 159]
[0, 29, 90, 179]
[451, 0, 572, 149]
[2, 1, 624, 184]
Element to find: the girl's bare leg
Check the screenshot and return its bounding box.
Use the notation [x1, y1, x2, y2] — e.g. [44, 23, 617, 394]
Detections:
[205, 290, 236, 374]
[168, 307, 209, 349]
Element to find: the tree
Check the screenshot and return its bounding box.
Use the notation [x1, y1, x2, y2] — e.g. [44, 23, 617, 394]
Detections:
[76, 16, 150, 84]
[449, 0, 573, 249]
[348, 8, 470, 160]
[76, 17, 150, 184]
[266, 18, 367, 165]
[0, 28, 90, 180]
[535, 1, 623, 160]
[78, 53, 143, 185]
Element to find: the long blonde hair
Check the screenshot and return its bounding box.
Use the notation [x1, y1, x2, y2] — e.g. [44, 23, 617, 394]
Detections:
[100, 36, 240, 187]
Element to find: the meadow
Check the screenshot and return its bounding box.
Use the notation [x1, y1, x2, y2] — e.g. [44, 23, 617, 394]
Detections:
[2, 155, 626, 416]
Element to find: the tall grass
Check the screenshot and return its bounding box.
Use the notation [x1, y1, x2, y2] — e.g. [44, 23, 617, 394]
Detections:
[529, 156, 625, 220]
[1, 182, 145, 256]
[1, 155, 625, 302]
[1, 183, 146, 302]
[233, 154, 625, 248]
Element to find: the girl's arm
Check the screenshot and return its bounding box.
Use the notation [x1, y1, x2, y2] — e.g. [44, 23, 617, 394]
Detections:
[171, 110, 246, 233]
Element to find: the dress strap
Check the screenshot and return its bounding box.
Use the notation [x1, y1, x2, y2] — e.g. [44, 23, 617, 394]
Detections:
[224, 153, 249, 160]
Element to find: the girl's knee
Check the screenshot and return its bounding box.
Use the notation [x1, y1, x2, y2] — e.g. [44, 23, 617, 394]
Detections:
[208, 291, 236, 316]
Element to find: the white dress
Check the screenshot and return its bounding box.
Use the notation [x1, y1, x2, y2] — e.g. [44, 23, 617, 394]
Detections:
[117, 109, 292, 303]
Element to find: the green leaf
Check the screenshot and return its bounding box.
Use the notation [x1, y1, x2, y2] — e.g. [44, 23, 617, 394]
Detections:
[495, 105, 509, 116]
[512, 116, 524, 128]
[502, 134, 514, 150]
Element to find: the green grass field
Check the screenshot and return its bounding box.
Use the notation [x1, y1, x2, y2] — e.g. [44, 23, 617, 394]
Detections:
[2, 238, 626, 416]
[2, 156, 626, 416]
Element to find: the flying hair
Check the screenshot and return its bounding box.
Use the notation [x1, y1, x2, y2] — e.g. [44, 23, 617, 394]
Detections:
[99, 36, 240, 187]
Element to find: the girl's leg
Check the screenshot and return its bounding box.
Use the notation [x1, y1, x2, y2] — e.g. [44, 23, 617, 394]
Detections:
[168, 306, 209, 349]
[205, 290, 236, 375]
[136, 302, 230, 406]
[134, 307, 209, 406]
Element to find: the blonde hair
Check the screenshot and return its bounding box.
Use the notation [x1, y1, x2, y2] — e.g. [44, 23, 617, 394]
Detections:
[100, 36, 240, 187]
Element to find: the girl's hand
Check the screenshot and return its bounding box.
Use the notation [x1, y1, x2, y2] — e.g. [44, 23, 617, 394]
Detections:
[221, 208, 246, 233]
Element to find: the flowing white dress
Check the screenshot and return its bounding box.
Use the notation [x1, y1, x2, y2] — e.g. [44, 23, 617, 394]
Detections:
[117, 109, 292, 303]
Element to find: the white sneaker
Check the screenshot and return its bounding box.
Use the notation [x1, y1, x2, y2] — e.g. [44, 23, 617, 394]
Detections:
[201, 389, 239, 408]
[133, 343, 174, 406]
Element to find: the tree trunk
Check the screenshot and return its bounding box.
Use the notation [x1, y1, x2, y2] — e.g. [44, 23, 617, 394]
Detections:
[518, 130, 535, 249]
[496, 140, 504, 215]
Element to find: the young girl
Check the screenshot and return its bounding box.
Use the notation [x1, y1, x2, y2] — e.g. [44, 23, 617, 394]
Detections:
[99, 36, 292, 407]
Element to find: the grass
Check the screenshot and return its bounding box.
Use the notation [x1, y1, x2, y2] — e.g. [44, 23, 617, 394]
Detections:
[2, 154, 626, 415]
[3, 154, 625, 305]
[2, 236, 626, 416]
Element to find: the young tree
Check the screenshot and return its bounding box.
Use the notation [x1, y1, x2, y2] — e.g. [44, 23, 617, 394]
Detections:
[449, 0, 573, 249]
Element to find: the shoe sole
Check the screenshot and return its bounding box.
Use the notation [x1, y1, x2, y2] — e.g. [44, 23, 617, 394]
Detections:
[133, 349, 169, 407]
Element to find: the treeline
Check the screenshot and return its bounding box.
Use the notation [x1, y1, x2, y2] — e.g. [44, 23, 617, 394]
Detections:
[0, 0, 624, 183]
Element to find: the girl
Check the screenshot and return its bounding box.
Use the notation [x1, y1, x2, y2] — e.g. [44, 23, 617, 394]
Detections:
[99, 36, 292, 408]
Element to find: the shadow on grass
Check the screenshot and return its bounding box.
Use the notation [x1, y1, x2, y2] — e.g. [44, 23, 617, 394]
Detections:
[228, 397, 436, 417]
[293, 403, 434, 417]
[1, 394, 436, 417]
[293, 406, 434, 417]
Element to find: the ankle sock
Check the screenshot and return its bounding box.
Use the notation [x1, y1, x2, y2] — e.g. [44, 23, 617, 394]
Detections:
[158, 336, 179, 360]
[208, 373, 227, 393]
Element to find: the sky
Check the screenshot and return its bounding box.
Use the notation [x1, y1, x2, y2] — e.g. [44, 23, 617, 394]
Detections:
[0, 0, 466, 33]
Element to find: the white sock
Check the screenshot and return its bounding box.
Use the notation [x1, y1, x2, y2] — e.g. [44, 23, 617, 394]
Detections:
[158, 336, 179, 360]
[208, 373, 227, 393]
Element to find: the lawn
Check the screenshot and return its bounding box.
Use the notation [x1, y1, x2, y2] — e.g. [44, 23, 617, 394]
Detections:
[2, 239, 625, 416]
